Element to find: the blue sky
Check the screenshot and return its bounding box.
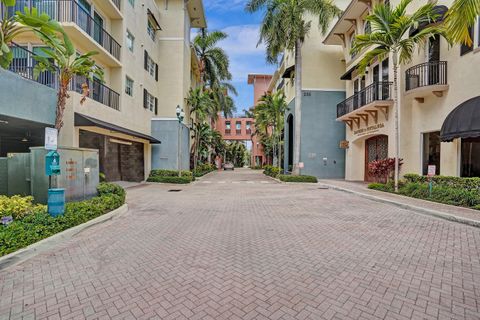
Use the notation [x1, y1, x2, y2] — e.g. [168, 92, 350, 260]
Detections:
[198, 0, 276, 116]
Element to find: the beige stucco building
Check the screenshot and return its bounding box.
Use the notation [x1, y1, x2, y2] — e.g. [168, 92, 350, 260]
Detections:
[324, 0, 480, 181]
[8, 0, 205, 181]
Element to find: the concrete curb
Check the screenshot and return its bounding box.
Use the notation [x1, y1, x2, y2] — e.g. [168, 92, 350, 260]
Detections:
[321, 183, 480, 228]
[0, 204, 129, 271]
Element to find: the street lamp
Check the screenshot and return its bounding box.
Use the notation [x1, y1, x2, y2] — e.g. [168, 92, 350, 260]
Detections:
[176, 105, 185, 177]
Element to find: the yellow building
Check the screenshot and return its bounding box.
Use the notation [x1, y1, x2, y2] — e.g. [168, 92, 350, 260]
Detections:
[324, 0, 480, 181]
[9, 0, 205, 181]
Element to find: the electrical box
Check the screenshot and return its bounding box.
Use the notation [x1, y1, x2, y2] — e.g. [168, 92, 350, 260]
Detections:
[45, 151, 61, 176]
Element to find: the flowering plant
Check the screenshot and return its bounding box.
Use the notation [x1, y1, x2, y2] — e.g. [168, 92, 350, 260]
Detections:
[368, 158, 403, 183]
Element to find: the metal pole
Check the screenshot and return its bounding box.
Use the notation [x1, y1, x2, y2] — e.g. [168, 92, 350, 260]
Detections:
[178, 122, 182, 177]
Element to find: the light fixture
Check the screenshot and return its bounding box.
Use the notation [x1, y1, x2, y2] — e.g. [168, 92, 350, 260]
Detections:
[21, 137, 28, 142]
[110, 138, 132, 145]
[0, 119, 8, 124]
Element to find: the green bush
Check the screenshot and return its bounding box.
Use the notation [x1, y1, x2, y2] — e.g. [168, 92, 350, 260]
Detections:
[403, 173, 480, 191]
[193, 163, 216, 177]
[278, 175, 318, 183]
[0, 184, 125, 257]
[250, 165, 263, 170]
[368, 183, 390, 191]
[0, 195, 46, 220]
[263, 165, 281, 178]
[147, 176, 192, 184]
[149, 169, 193, 178]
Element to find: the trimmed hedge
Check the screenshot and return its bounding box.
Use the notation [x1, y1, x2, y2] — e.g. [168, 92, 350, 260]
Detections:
[404, 173, 480, 191]
[147, 176, 192, 184]
[368, 178, 480, 210]
[149, 169, 193, 178]
[193, 164, 216, 177]
[263, 165, 281, 178]
[278, 175, 318, 183]
[0, 183, 126, 257]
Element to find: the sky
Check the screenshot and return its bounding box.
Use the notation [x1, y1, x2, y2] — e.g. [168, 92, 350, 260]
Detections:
[198, 0, 276, 116]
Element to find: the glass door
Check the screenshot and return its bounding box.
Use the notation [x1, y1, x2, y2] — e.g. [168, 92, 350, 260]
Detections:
[93, 11, 104, 46]
[428, 35, 440, 85]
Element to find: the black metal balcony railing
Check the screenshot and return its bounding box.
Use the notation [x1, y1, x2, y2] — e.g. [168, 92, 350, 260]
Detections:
[112, 0, 121, 10]
[7, 44, 120, 110]
[1, 0, 121, 60]
[71, 76, 120, 110]
[337, 81, 393, 118]
[405, 61, 447, 91]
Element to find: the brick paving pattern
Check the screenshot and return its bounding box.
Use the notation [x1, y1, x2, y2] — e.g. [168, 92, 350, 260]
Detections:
[1, 169, 479, 319]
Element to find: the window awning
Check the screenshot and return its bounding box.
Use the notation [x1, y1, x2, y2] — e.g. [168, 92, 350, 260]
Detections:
[409, 5, 448, 37]
[147, 9, 162, 30]
[75, 113, 161, 144]
[440, 96, 480, 142]
[282, 65, 295, 79]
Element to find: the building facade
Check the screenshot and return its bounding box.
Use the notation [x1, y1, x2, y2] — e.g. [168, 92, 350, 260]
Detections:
[2, 0, 205, 181]
[267, 7, 350, 178]
[324, 0, 480, 181]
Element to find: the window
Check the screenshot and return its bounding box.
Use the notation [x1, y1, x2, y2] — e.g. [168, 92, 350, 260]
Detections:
[350, 32, 356, 59]
[144, 50, 158, 79]
[461, 138, 480, 177]
[236, 122, 241, 130]
[125, 76, 133, 96]
[225, 121, 231, 129]
[126, 30, 134, 52]
[246, 122, 251, 130]
[128, 0, 134, 7]
[147, 19, 156, 41]
[363, 21, 371, 35]
[460, 25, 474, 55]
[422, 131, 441, 175]
[143, 89, 157, 113]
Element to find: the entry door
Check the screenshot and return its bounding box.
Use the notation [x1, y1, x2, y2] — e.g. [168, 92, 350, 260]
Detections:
[93, 11, 104, 45]
[365, 135, 389, 182]
[428, 35, 440, 85]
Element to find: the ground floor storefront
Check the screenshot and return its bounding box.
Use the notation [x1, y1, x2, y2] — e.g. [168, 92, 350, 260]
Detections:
[343, 95, 480, 181]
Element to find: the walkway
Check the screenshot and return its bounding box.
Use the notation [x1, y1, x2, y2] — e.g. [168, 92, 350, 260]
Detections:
[1, 169, 479, 319]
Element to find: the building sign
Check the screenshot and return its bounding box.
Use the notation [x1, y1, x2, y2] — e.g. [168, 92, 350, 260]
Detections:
[65, 159, 78, 181]
[354, 123, 385, 136]
[339, 140, 349, 149]
[45, 127, 58, 150]
[427, 165, 436, 177]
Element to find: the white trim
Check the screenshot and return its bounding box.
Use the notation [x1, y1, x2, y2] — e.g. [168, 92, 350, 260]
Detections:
[301, 88, 345, 92]
[151, 117, 178, 121]
[157, 37, 184, 41]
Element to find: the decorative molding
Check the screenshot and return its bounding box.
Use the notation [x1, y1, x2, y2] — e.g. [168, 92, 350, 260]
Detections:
[334, 33, 346, 46]
[366, 110, 378, 124]
[358, 113, 369, 126]
[375, 106, 389, 121]
[349, 116, 361, 129]
[343, 120, 353, 130]
[415, 97, 425, 103]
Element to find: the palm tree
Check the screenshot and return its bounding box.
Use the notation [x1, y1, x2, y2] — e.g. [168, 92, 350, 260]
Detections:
[16, 8, 102, 131]
[444, 0, 480, 46]
[246, 0, 340, 175]
[255, 92, 288, 169]
[192, 29, 232, 88]
[351, 0, 444, 192]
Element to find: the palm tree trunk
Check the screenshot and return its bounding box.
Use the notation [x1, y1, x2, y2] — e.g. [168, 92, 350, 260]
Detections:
[292, 39, 302, 176]
[393, 52, 400, 193]
[55, 78, 69, 131]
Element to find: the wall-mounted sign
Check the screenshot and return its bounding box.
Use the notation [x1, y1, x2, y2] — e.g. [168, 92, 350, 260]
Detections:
[45, 127, 58, 150]
[298, 162, 304, 168]
[339, 140, 349, 149]
[354, 123, 385, 136]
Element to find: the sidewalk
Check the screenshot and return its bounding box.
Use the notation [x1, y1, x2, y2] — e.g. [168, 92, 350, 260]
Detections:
[318, 179, 480, 227]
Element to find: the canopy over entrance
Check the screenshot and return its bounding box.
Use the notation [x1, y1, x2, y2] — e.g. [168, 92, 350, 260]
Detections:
[440, 96, 480, 142]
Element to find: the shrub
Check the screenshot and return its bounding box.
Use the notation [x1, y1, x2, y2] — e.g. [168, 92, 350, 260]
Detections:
[368, 183, 391, 191]
[193, 163, 216, 177]
[149, 169, 193, 178]
[368, 158, 403, 183]
[0, 195, 46, 220]
[0, 186, 125, 257]
[403, 173, 480, 191]
[250, 165, 263, 170]
[278, 175, 318, 183]
[99, 172, 106, 182]
[147, 176, 192, 184]
[263, 165, 281, 178]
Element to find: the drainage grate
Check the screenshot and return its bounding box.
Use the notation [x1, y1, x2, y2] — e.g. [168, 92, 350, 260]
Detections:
[168, 189, 182, 192]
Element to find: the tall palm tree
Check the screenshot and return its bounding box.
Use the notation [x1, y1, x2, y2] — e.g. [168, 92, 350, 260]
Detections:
[193, 29, 232, 88]
[246, 0, 340, 175]
[16, 8, 102, 131]
[351, 0, 444, 192]
[444, 0, 480, 46]
[255, 92, 288, 169]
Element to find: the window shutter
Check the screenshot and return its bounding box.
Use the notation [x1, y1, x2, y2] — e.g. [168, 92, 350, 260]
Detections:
[155, 63, 159, 81]
[144, 50, 148, 70]
[143, 89, 148, 108]
[154, 97, 158, 115]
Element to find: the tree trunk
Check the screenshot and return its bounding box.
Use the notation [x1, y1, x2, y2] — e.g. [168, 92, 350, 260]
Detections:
[292, 39, 303, 176]
[55, 78, 69, 131]
[393, 52, 400, 193]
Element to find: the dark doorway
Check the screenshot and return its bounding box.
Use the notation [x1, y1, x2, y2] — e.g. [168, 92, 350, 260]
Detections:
[79, 130, 145, 182]
[422, 131, 441, 175]
[287, 114, 294, 171]
[365, 135, 389, 182]
[461, 137, 480, 177]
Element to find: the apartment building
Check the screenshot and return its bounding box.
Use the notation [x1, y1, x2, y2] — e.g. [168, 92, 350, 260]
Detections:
[267, 5, 349, 178]
[324, 0, 480, 181]
[247, 73, 271, 166]
[1, 0, 205, 181]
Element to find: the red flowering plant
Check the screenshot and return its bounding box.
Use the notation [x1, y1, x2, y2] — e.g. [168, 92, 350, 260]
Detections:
[368, 158, 403, 183]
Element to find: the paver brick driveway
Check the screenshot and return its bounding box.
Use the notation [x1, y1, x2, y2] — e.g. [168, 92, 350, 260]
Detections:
[1, 169, 480, 320]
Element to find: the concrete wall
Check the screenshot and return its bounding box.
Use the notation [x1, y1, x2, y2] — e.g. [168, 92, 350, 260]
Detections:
[151, 119, 190, 171]
[0, 69, 56, 125]
[284, 90, 346, 179]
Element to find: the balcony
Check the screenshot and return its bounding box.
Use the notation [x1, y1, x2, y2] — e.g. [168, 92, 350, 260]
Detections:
[337, 81, 393, 126]
[94, 0, 122, 20]
[225, 129, 231, 135]
[2, 0, 121, 66]
[405, 61, 448, 102]
[71, 76, 120, 111]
